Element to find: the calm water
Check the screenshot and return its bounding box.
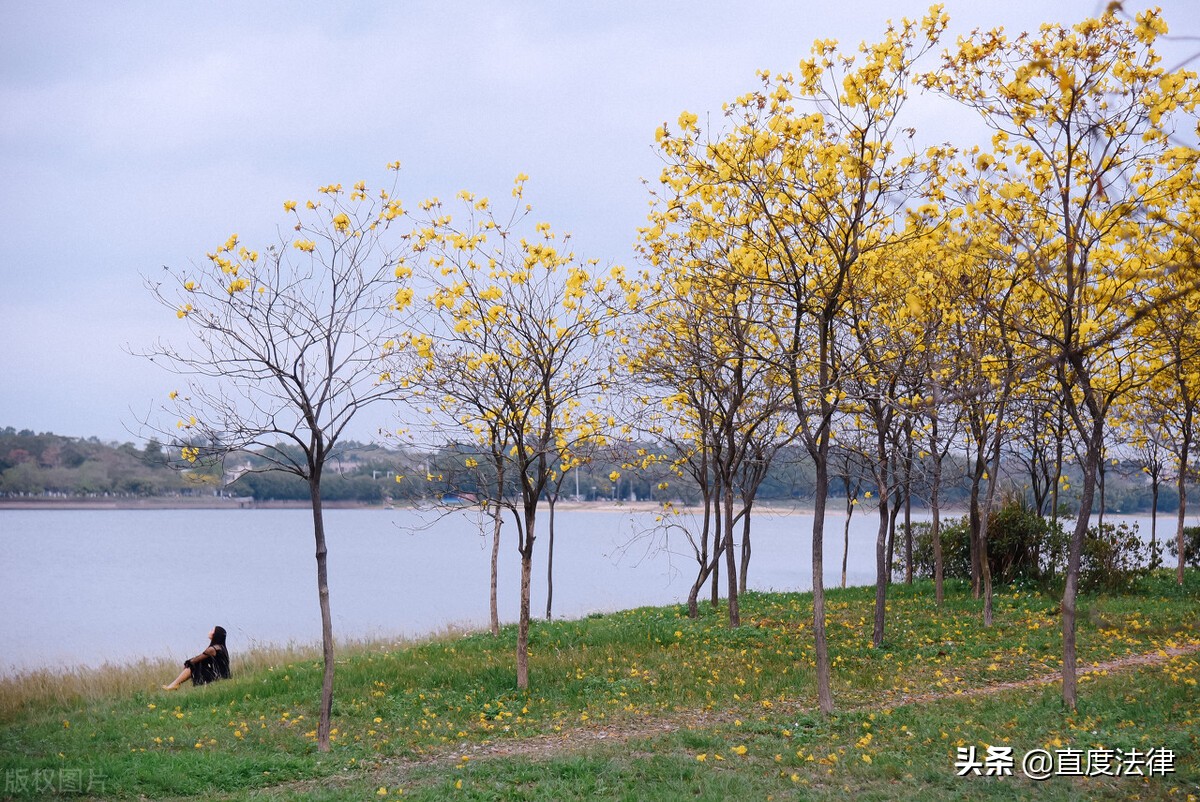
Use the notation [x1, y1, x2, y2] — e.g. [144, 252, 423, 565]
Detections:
[0, 507, 1174, 674]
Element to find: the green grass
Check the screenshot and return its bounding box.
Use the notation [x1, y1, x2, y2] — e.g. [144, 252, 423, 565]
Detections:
[2, 571, 1197, 799]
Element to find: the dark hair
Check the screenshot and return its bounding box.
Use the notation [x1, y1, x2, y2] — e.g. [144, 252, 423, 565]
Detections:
[210, 626, 227, 648]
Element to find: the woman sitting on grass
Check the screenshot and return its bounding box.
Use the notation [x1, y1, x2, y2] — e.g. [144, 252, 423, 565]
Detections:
[162, 626, 231, 690]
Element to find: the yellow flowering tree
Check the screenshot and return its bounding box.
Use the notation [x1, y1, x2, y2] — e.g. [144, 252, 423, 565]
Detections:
[404, 179, 620, 689]
[142, 167, 413, 751]
[624, 241, 795, 624]
[649, 8, 949, 712]
[1126, 204, 1200, 582]
[926, 7, 1200, 706]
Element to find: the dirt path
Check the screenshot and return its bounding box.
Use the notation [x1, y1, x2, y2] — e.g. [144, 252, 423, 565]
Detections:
[875, 643, 1200, 711]
[260, 643, 1200, 796]
[424, 643, 1200, 763]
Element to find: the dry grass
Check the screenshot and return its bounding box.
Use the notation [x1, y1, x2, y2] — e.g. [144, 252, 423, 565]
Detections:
[0, 643, 326, 721]
[0, 625, 488, 722]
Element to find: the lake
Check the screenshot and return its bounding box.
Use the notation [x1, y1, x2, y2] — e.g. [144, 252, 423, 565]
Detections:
[0, 506, 1178, 674]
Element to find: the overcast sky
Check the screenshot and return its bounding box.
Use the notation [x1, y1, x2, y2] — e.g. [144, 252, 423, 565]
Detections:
[1, 1, 1194, 444]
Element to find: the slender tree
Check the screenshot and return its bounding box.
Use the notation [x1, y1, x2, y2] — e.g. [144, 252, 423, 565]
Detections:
[407, 180, 619, 689]
[929, 7, 1200, 706]
[142, 169, 412, 750]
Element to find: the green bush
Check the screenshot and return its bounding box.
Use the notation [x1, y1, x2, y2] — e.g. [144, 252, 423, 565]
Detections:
[1165, 525, 1200, 569]
[902, 502, 1065, 585]
[1078, 521, 1154, 593]
[902, 503, 1155, 592]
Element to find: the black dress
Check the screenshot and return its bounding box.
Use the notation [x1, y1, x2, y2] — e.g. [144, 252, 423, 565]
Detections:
[185, 644, 231, 685]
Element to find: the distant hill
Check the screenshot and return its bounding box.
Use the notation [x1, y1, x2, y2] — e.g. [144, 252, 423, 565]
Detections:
[0, 426, 207, 498]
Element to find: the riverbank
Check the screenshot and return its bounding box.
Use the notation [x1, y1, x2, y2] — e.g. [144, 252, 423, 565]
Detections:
[2, 573, 1196, 799]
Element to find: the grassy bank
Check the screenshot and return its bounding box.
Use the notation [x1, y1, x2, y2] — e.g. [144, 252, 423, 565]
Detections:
[2, 573, 1197, 800]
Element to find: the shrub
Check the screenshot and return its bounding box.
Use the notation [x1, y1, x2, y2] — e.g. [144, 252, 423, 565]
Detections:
[901, 503, 1155, 592]
[901, 502, 1065, 584]
[1078, 521, 1154, 593]
[1165, 526, 1200, 569]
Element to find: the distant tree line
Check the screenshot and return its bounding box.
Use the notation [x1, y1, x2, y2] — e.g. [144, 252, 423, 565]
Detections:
[0, 427, 206, 497]
[2, 426, 1190, 514]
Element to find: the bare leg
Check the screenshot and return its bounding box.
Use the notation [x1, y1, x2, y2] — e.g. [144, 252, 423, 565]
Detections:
[162, 667, 190, 690]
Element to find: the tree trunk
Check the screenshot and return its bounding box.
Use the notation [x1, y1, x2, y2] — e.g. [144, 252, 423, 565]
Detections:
[873, 493, 889, 648]
[968, 440, 984, 598]
[687, 485, 715, 618]
[310, 477, 335, 753]
[841, 491, 855, 589]
[812, 442, 834, 714]
[687, 558, 715, 619]
[517, 548, 533, 689]
[738, 501, 753, 596]
[1051, 409, 1065, 527]
[931, 460, 944, 606]
[1177, 430, 1190, 586]
[545, 495, 557, 621]
[490, 503, 502, 637]
[930, 414, 945, 605]
[872, 420, 891, 650]
[903, 470, 913, 585]
[723, 483, 740, 627]
[516, 504, 537, 691]
[710, 493, 722, 608]
[490, 456, 506, 637]
[979, 508, 994, 628]
[1062, 419, 1103, 709]
[885, 489, 901, 584]
[1150, 479, 1159, 569]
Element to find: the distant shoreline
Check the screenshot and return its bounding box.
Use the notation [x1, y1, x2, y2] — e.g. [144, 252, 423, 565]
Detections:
[0, 497, 991, 516]
[0, 496, 366, 510]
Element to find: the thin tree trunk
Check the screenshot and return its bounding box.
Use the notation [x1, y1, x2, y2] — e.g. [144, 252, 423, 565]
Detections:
[841, 489, 855, 589]
[516, 503, 537, 691]
[978, 480, 997, 629]
[903, 463, 913, 586]
[687, 558, 716, 619]
[872, 421, 891, 649]
[738, 501, 753, 596]
[968, 439, 984, 598]
[687, 484, 715, 618]
[310, 477, 335, 753]
[723, 483, 740, 627]
[873, 493, 889, 648]
[1051, 409, 1065, 527]
[710, 491, 722, 608]
[1063, 420, 1103, 709]
[710, 546, 721, 607]
[545, 495, 557, 621]
[1177, 431, 1190, 586]
[1150, 479, 1159, 569]
[931, 463, 944, 605]
[930, 413, 945, 605]
[517, 547, 532, 689]
[490, 503, 502, 637]
[885, 488, 901, 584]
[812, 441, 834, 714]
[490, 456, 506, 637]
